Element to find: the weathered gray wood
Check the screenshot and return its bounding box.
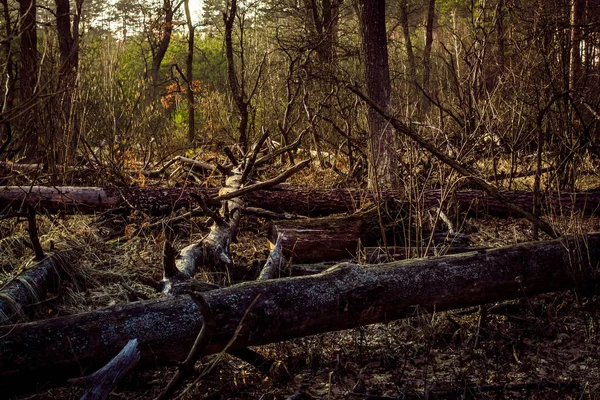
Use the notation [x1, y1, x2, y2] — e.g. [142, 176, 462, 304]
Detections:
[71, 338, 141, 400]
[1, 234, 598, 396]
[2, 186, 599, 217]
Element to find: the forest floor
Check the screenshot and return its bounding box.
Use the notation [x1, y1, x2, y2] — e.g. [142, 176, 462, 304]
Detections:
[2, 164, 600, 399]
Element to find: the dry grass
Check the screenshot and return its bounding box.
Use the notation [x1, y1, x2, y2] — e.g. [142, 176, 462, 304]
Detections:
[2, 155, 600, 399]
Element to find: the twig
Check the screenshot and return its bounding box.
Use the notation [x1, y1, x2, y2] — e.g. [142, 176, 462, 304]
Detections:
[244, 206, 307, 220]
[215, 160, 310, 201]
[258, 233, 286, 280]
[26, 205, 44, 261]
[255, 129, 307, 166]
[70, 339, 141, 400]
[175, 294, 263, 399]
[347, 83, 559, 239]
[241, 128, 270, 184]
[156, 294, 215, 400]
[223, 146, 239, 167]
[190, 193, 224, 225]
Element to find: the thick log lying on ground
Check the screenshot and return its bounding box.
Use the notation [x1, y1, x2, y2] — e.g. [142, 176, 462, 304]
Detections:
[0, 251, 77, 324]
[1, 186, 599, 217]
[1, 234, 599, 396]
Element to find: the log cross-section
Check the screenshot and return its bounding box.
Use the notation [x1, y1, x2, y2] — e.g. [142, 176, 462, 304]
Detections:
[1, 234, 599, 396]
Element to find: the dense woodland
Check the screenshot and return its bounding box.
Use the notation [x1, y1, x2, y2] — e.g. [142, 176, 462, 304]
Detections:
[1, 0, 600, 399]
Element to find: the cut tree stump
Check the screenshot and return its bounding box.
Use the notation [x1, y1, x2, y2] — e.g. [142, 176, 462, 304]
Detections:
[1, 234, 598, 396]
[1, 186, 599, 217]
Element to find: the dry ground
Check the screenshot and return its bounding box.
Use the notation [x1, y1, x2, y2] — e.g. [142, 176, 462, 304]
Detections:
[2, 159, 600, 399]
[2, 211, 600, 400]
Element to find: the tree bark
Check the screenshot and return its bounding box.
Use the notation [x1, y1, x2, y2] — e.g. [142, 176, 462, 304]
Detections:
[2, 186, 600, 218]
[151, 0, 175, 91]
[1, 234, 598, 396]
[184, 0, 195, 144]
[17, 0, 38, 159]
[570, 0, 585, 92]
[223, 0, 249, 152]
[360, 0, 399, 189]
[53, 0, 84, 166]
[422, 0, 436, 103]
[399, 0, 416, 86]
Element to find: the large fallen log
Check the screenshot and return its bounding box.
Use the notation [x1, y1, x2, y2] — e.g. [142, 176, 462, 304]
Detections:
[1, 186, 599, 217]
[1, 234, 598, 396]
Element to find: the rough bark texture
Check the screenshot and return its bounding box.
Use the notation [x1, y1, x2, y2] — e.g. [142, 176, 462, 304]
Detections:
[268, 203, 404, 262]
[1, 234, 599, 396]
[2, 186, 599, 218]
[422, 0, 436, 99]
[360, 0, 398, 189]
[223, 0, 249, 152]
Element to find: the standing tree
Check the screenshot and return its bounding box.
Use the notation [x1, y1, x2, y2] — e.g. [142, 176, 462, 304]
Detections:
[17, 0, 39, 159]
[183, 0, 195, 144]
[150, 0, 181, 92]
[360, 0, 398, 189]
[53, 0, 84, 166]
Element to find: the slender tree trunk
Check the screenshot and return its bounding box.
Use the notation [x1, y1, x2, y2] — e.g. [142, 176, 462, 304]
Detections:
[184, 0, 195, 144]
[224, 0, 248, 152]
[570, 0, 585, 92]
[360, 0, 398, 189]
[1, 0, 14, 156]
[495, 0, 506, 77]
[399, 0, 416, 93]
[17, 0, 38, 160]
[151, 0, 174, 92]
[422, 0, 435, 101]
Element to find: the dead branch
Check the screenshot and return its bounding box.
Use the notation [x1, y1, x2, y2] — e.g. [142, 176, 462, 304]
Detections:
[348, 84, 559, 239]
[215, 160, 310, 201]
[70, 339, 141, 400]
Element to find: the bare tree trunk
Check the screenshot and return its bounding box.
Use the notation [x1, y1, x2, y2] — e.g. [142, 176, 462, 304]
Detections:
[495, 0, 506, 78]
[223, 0, 249, 153]
[422, 0, 435, 103]
[360, 0, 399, 189]
[184, 0, 195, 144]
[0, 0, 14, 157]
[1, 234, 598, 397]
[54, 0, 84, 166]
[399, 0, 416, 85]
[151, 0, 175, 91]
[570, 0, 585, 92]
[17, 0, 38, 159]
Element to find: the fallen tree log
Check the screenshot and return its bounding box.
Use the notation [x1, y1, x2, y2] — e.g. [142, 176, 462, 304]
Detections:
[1, 186, 599, 218]
[1, 234, 598, 396]
[0, 251, 78, 324]
[268, 203, 470, 262]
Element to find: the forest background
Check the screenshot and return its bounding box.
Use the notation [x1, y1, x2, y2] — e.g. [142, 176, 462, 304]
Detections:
[1, 0, 598, 194]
